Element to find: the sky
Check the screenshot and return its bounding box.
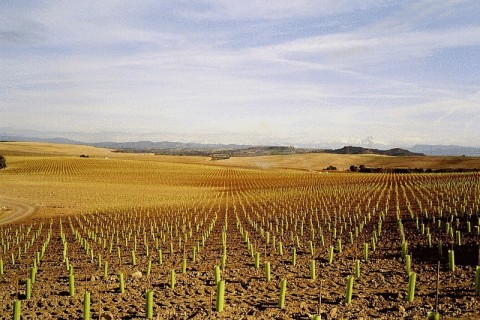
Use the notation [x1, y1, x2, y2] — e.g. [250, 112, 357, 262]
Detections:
[1, 0, 479, 147]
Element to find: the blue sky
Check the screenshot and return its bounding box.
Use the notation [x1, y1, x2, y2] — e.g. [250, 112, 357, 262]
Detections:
[1, 0, 479, 147]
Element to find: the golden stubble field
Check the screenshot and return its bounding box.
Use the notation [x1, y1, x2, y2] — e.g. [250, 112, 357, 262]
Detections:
[0, 142, 216, 219]
[0, 142, 479, 319]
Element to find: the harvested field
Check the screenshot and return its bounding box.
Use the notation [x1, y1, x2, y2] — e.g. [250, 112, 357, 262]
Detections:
[0, 143, 479, 319]
[211, 153, 480, 172]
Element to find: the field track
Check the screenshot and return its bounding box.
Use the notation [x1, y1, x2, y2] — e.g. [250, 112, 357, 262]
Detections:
[0, 196, 37, 226]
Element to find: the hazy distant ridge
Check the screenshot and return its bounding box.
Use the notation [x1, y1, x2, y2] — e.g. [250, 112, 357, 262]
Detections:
[91, 140, 252, 150]
[1, 135, 423, 157]
[411, 145, 480, 156]
[4, 133, 480, 157]
[323, 146, 423, 156]
[0, 135, 81, 145]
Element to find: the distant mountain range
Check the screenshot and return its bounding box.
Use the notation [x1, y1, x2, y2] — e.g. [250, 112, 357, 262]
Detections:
[410, 145, 480, 156]
[0, 135, 420, 157]
[0, 135, 80, 145]
[91, 140, 252, 151]
[1, 134, 479, 157]
[322, 146, 423, 156]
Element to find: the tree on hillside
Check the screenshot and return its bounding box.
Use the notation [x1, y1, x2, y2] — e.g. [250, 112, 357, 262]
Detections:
[359, 165, 373, 173]
[0, 155, 6, 169]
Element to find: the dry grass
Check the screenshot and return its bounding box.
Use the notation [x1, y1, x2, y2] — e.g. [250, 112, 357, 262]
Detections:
[0, 142, 114, 157]
[2, 141, 479, 171]
[1, 141, 479, 219]
[0, 143, 218, 218]
[0, 141, 210, 164]
[211, 152, 480, 171]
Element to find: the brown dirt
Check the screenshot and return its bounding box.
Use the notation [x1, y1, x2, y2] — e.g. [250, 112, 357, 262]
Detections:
[0, 143, 479, 319]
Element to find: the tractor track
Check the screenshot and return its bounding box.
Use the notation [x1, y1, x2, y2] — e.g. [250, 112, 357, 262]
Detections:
[0, 196, 37, 226]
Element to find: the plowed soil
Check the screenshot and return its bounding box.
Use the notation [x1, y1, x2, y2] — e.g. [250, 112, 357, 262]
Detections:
[0, 143, 479, 319]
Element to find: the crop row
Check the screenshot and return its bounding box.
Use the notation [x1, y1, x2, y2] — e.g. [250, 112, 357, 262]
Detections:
[0, 169, 479, 318]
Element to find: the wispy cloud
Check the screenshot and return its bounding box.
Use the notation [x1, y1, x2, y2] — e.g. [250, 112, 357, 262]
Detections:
[175, 0, 394, 20]
[1, 0, 479, 146]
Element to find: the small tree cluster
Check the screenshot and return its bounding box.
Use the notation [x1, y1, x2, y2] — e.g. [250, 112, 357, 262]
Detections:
[0, 155, 6, 169]
[349, 164, 480, 173]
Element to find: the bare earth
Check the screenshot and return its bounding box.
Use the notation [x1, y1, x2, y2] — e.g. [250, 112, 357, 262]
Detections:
[0, 142, 479, 319]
